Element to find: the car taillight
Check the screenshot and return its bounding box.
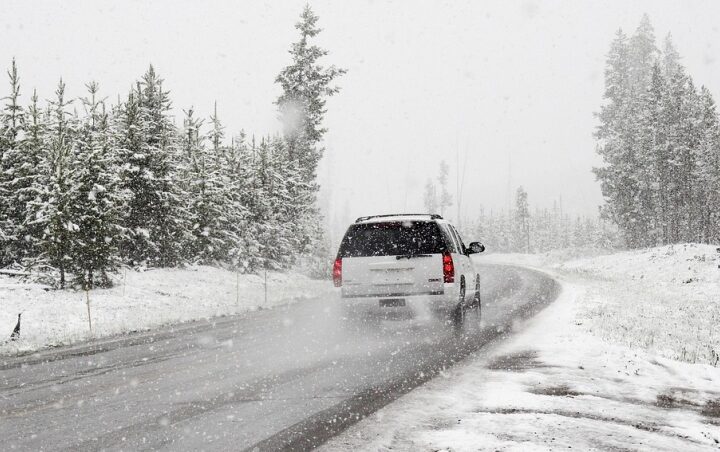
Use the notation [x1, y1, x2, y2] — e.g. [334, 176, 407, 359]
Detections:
[442, 252, 454, 283]
[333, 257, 342, 287]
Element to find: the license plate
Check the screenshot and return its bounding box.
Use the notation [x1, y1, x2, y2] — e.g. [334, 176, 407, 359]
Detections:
[380, 298, 406, 307]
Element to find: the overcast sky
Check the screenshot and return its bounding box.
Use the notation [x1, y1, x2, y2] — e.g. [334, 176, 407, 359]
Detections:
[2, 0, 720, 240]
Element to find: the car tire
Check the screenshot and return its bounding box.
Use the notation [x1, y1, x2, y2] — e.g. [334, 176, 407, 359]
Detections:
[473, 274, 482, 321]
[452, 278, 466, 326]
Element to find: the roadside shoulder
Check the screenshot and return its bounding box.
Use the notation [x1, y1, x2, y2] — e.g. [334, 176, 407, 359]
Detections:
[0, 266, 333, 357]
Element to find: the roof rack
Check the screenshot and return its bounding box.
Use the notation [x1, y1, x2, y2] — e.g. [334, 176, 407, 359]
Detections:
[355, 213, 443, 223]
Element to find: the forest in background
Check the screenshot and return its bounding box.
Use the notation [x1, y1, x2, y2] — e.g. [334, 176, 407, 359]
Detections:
[0, 6, 344, 288]
[595, 14, 720, 247]
[4, 11, 719, 291]
[463, 14, 720, 253]
[464, 187, 620, 254]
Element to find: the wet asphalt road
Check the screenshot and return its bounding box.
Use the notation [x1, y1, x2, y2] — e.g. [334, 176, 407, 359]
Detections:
[1, 264, 559, 451]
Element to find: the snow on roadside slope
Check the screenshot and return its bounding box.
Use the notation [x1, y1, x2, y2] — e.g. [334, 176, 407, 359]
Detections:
[322, 277, 720, 451]
[559, 244, 720, 366]
[558, 243, 720, 283]
[485, 244, 720, 366]
[0, 266, 332, 356]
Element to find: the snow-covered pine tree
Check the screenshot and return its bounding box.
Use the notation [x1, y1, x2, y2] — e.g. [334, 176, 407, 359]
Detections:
[207, 105, 247, 267]
[423, 179, 438, 214]
[628, 14, 657, 95]
[631, 62, 664, 246]
[595, 17, 660, 247]
[0, 59, 27, 265]
[208, 102, 225, 162]
[14, 89, 47, 263]
[623, 17, 656, 246]
[469, 205, 487, 244]
[571, 217, 586, 247]
[532, 208, 552, 251]
[596, 16, 720, 247]
[594, 29, 637, 245]
[68, 82, 126, 288]
[264, 136, 302, 269]
[660, 40, 698, 243]
[438, 160, 453, 217]
[275, 5, 346, 183]
[223, 131, 254, 269]
[236, 135, 267, 271]
[694, 86, 720, 243]
[180, 107, 239, 264]
[247, 137, 279, 270]
[179, 107, 206, 261]
[645, 62, 670, 244]
[114, 88, 143, 263]
[117, 66, 186, 267]
[678, 78, 704, 243]
[513, 186, 530, 252]
[273, 134, 318, 262]
[497, 210, 512, 252]
[274, 6, 345, 262]
[27, 80, 76, 287]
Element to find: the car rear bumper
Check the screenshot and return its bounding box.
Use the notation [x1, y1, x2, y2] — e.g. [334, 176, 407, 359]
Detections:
[341, 289, 444, 298]
[339, 285, 459, 318]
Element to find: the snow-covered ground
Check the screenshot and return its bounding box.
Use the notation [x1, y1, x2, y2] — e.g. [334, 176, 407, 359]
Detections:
[0, 266, 332, 356]
[486, 244, 720, 366]
[323, 244, 720, 450]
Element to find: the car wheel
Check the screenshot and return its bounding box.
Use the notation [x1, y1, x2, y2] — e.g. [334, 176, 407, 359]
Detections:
[473, 274, 482, 321]
[452, 279, 466, 326]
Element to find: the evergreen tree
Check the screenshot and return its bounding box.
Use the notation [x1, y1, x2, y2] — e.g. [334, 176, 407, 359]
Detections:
[275, 5, 346, 182]
[423, 179, 438, 213]
[694, 87, 720, 243]
[438, 160, 453, 216]
[207, 105, 248, 267]
[271, 135, 318, 261]
[595, 16, 720, 247]
[69, 82, 126, 288]
[15, 90, 46, 262]
[274, 5, 345, 261]
[0, 59, 26, 264]
[180, 107, 242, 264]
[0, 9, 350, 280]
[594, 29, 639, 245]
[223, 131, 253, 268]
[28, 80, 76, 287]
[117, 66, 186, 266]
[513, 186, 531, 252]
[628, 14, 657, 95]
[247, 137, 280, 270]
[0, 8, 348, 281]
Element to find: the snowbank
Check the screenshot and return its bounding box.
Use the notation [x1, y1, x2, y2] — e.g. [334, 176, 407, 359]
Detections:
[322, 278, 720, 451]
[483, 244, 720, 366]
[558, 244, 720, 366]
[559, 243, 720, 283]
[0, 266, 332, 356]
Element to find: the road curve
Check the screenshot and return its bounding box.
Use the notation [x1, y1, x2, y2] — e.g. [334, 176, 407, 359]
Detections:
[0, 264, 559, 451]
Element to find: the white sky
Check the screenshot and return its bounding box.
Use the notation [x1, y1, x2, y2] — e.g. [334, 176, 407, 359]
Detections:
[2, 0, 720, 241]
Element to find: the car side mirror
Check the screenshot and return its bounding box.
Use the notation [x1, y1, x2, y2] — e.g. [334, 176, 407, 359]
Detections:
[467, 242, 485, 254]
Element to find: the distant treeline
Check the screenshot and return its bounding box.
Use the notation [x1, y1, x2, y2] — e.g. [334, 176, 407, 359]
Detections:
[596, 15, 720, 247]
[0, 6, 344, 288]
[465, 188, 620, 254]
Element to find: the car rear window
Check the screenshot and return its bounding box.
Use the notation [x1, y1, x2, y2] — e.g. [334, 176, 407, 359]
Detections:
[337, 221, 446, 257]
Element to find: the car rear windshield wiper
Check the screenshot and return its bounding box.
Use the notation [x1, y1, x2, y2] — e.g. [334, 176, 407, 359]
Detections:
[396, 254, 432, 260]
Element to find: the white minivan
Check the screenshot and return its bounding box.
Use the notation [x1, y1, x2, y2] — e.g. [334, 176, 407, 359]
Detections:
[333, 214, 485, 323]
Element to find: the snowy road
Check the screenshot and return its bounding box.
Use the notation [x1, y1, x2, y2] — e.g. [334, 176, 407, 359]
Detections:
[1, 264, 558, 451]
